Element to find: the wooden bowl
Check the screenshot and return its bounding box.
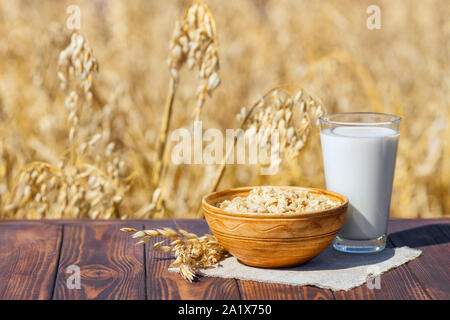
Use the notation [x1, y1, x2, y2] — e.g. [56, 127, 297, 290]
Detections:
[202, 186, 348, 268]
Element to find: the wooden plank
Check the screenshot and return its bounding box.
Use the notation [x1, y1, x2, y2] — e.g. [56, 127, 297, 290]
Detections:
[333, 223, 432, 300]
[0, 222, 62, 299]
[388, 218, 447, 230]
[388, 219, 450, 242]
[1, 219, 445, 300]
[387, 219, 450, 300]
[145, 219, 241, 300]
[53, 221, 146, 300]
[332, 261, 430, 300]
[239, 281, 335, 300]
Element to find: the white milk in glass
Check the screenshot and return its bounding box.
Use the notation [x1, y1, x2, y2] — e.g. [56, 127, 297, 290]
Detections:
[320, 126, 399, 240]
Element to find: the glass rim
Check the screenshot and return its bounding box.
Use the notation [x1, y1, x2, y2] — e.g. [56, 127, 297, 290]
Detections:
[319, 112, 402, 126]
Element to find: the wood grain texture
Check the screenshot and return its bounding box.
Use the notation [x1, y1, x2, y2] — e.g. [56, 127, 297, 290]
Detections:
[387, 219, 450, 300]
[0, 222, 61, 299]
[333, 258, 431, 300]
[52, 221, 145, 300]
[0, 219, 447, 300]
[145, 219, 241, 300]
[239, 281, 335, 300]
[333, 269, 431, 299]
[333, 221, 441, 300]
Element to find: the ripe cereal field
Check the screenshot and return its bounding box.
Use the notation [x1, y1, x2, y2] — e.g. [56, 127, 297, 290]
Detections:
[0, 0, 448, 219]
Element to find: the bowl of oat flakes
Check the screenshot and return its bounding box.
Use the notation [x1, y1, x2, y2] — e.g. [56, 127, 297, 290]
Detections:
[202, 186, 348, 268]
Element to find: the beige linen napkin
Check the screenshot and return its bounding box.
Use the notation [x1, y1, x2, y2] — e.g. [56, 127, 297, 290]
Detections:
[197, 246, 422, 291]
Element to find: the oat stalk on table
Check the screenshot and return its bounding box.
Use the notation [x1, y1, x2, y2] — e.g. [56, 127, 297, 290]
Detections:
[121, 227, 228, 282]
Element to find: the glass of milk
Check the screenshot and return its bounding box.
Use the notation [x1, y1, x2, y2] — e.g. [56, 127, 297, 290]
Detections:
[319, 112, 401, 253]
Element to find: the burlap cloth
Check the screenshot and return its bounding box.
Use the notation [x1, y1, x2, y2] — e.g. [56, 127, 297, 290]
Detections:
[197, 246, 422, 291]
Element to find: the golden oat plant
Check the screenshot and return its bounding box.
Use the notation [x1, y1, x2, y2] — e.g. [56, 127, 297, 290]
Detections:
[200, 84, 326, 216]
[1, 32, 133, 219]
[146, 1, 221, 217]
[153, 1, 220, 185]
[121, 226, 228, 282]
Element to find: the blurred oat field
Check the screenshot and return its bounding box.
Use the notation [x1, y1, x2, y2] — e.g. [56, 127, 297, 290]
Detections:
[0, 0, 448, 219]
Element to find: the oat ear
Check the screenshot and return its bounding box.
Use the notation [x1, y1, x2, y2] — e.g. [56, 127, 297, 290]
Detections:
[205, 84, 326, 203]
[123, 226, 228, 283]
[152, 1, 221, 215]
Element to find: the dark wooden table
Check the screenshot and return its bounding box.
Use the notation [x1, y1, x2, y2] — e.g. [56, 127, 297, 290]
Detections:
[0, 219, 448, 300]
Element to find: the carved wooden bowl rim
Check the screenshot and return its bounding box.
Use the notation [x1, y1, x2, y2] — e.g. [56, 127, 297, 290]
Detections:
[202, 186, 348, 219]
